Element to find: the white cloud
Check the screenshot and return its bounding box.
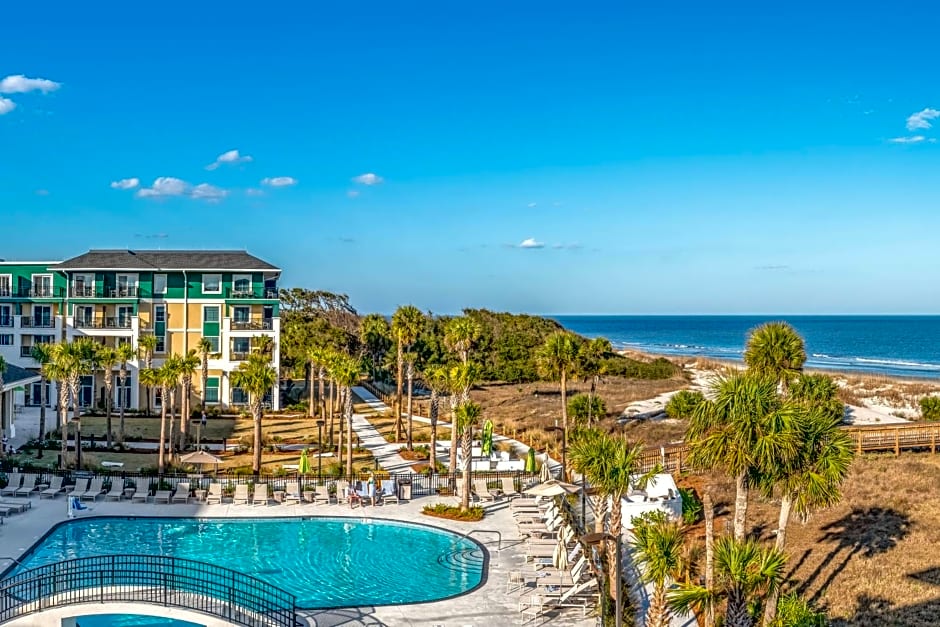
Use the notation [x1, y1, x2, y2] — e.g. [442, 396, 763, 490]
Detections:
[352, 172, 383, 186]
[906, 108, 940, 131]
[0, 97, 15, 115]
[206, 149, 252, 170]
[190, 183, 228, 201]
[347, 190, 360, 198]
[0, 74, 60, 94]
[110, 177, 140, 190]
[518, 238, 545, 249]
[527, 202, 537, 208]
[261, 176, 297, 187]
[245, 188, 265, 197]
[35, 189, 49, 196]
[888, 135, 926, 144]
[136, 177, 228, 201]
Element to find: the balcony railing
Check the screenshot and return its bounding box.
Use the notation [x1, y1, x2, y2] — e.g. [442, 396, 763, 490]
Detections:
[0, 318, 12, 328]
[231, 351, 250, 361]
[0, 288, 64, 298]
[20, 316, 55, 328]
[70, 286, 140, 298]
[231, 319, 274, 331]
[20, 346, 33, 358]
[226, 287, 279, 299]
[74, 317, 132, 329]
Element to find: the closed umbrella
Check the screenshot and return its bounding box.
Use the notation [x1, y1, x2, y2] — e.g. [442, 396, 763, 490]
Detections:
[298, 448, 311, 494]
[553, 538, 569, 570]
[539, 455, 554, 482]
[524, 448, 537, 473]
[481, 420, 494, 457]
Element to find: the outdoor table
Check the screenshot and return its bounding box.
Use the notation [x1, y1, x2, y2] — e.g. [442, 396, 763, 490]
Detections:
[303, 490, 314, 503]
[194, 489, 207, 502]
[274, 490, 285, 503]
[123, 488, 135, 499]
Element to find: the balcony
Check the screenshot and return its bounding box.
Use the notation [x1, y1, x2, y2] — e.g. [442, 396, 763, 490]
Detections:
[74, 317, 132, 330]
[225, 287, 279, 299]
[1, 288, 63, 298]
[20, 316, 55, 328]
[0, 317, 12, 328]
[231, 319, 274, 331]
[70, 286, 141, 299]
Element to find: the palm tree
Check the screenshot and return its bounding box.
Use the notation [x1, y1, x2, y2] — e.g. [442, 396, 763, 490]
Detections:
[569, 428, 645, 600]
[30, 343, 54, 458]
[579, 337, 611, 425]
[670, 536, 788, 627]
[443, 316, 482, 365]
[455, 400, 483, 512]
[137, 366, 160, 427]
[391, 305, 424, 442]
[686, 372, 797, 540]
[0, 356, 5, 458]
[404, 353, 417, 450]
[632, 514, 688, 627]
[45, 343, 74, 468]
[424, 366, 450, 475]
[231, 353, 278, 474]
[197, 337, 213, 410]
[153, 365, 173, 473]
[309, 346, 330, 442]
[537, 332, 580, 479]
[177, 350, 201, 449]
[137, 334, 158, 415]
[162, 353, 183, 457]
[444, 362, 479, 473]
[789, 373, 845, 422]
[97, 346, 119, 448]
[760, 406, 853, 625]
[359, 313, 391, 382]
[327, 353, 360, 477]
[743, 322, 807, 391]
[115, 342, 136, 444]
[68, 339, 96, 468]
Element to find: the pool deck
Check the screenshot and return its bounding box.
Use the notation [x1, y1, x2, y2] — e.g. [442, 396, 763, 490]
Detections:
[0, 493, 596, 627]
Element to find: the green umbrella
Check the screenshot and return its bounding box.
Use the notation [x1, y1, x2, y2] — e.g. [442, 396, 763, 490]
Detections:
[524, 447, 537, 473]
[298, 448, 311, 474]
[481, 420, 494, 457]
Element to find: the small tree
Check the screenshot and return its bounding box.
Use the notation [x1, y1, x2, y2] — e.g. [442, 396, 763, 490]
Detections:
[665, 390, 705, 420]
[115, 342, 136, 445]
[920, 396, 940, 421]
[230, 353, 278, 475]
[456, 401, 483, 512]
[567, 394, 607, 425]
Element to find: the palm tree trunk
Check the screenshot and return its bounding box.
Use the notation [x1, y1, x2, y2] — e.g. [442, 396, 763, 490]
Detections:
[762, 494, 794, 626]
[105, 380, 113, 448]
[201, 358, 208, 411]
[118, 369, 127, 444]
[328, 378, 335, 442]
[725, 589, 753, 627]
[307, 361, 316, 419]
[449, 397, 458, 473]
[180, 378, 190, 448]
[70, 378, 81, 469]
[158, 384, 168, 473]
[338, 389, 345, 474]
[318, 369, 327, 442]
[37, 376, 46, 458]
[253, 399, 262, 474]
[607, 495, 623, 601]
[429, 390, 438, 475]
[588, 375, 597, 425]
[345, 386, 353, 478]
[703, 492, 716, 627]
[591, 494, 606, 533]
[733, 472, 749, 540]
[168, 386, 176, 459]
[460, 424, 472, 512]
[58, 383, 68, 468]
[406, 364, 414, 451]
[395, 341, 403, 441]
[646, 582, 671, 627]
[560, 369, 568, 480]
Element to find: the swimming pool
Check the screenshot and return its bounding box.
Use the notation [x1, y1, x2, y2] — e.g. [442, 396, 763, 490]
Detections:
[8, 517, 485, 608]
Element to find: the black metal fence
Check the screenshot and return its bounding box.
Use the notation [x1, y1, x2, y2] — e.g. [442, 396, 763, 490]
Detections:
[0, 554, 297, 627]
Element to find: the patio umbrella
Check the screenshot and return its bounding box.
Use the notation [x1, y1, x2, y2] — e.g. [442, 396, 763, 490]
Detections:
[178, 450, 223, 475]
[524, 448, 537, 473]
[553, 537, 569, 570]
[298, 448, 311, 493]
[539, 455, 554, 482]
[481, 420, 494, 457]
[524, 479, 581, 497]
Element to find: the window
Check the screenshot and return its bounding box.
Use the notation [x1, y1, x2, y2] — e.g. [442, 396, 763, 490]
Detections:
[0, 335, 12, 346]
[116, 274, 138, 297]
[31, 274, 53, 297]
[116, 375, 132, 409]
[231, 387, 248, 404]
[232, 274, 251, 295]
[79, 375, 94, 407]
[33, 305, 52, 327]
[233, 337, 250, 354]
[202, 274, 222, 294]
[35, 335, 54, 344]
[154, 305, 166, 353]
[0, 304, 11, 327]
[0, 274, 11, 297]
[153, 273, 167, 295]
[204, 336, 220, 352]
[117, 306, 133, 328]
[203, 306, 220, 323]
[72, 273, 94, 297]
[156, 335, 166, 353]
[233, 306, 250, 323]
[205, 377, 220, 404]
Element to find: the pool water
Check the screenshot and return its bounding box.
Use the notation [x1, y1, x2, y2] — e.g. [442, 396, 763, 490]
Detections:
[10, 517, 485, 608]
[75, 615, 202, 627]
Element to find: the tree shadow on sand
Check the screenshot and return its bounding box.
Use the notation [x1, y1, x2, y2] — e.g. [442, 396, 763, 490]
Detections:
[795, 507, 912, 605]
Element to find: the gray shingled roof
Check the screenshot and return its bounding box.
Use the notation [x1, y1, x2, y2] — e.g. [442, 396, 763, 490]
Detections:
[54, 250, 279, 272]
[1, 363, 41, 391]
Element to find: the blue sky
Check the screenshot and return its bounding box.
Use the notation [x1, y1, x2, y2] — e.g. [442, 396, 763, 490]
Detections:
[3, 1, 940, 315]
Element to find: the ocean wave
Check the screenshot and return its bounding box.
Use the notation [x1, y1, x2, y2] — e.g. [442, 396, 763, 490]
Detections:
[812, 353, 830, 359]
[853, 357, 940, 370]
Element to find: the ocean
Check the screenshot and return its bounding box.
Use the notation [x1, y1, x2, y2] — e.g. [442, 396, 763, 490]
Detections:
[551, 315, 940, 379]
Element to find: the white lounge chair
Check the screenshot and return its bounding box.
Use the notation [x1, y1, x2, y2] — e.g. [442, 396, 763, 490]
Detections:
[14, 474, 40, 497]
[0, 474, 21, 497]
[232, 484, 250, 505]
[473, 478, 499, 502]
[205, 483, 223, 504]
[500, 477, 521, 500]
[380, 480, 399, 505]
[105, 479, 126, 501]
[313, 484, 331, 505]
[252, 483, 269, 506]
[40, 476, 64, 498]
[69, 478, 91, 497]
[283, 482, 302, 504]
[153, 490, 172, 504]
[0, 500, 30, 513]
[79, 478, 106, 501]
[171, 482, 191, 503]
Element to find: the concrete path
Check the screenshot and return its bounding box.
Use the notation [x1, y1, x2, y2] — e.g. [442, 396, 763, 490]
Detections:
[348, 412, 415, 473]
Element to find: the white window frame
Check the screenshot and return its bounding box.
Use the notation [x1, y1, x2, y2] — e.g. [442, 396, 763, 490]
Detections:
[203, 305, 220, 323]
[153, 273, 167, 295]
[0, 304, 11, 326]
[205, 336, 220, 353]
[232, 274, 252, 295]
[72, 273, 94, 296]
[202, 274, 222, 294]
[0, 334, 13, 346]
[233, 306, 250, 323]
[232, 337, 250, 353]
[31, 274, 53, 297]
[0, 274, 12, 297]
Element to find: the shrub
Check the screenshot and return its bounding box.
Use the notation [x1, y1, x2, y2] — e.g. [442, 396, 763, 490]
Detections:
[422, 503, 485, 522]
[921, 396, 940, 421]
[771, 593, 828, 627]
[665, 390, 705, 420]
[678, 487, 703, 525]
[568, 394, 607, 424]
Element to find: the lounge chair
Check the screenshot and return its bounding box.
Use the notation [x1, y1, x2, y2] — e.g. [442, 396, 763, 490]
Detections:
[500, 477, 521, 500]
[105, 479, 126, 501]
[0, 499, 30, 513]
[205, 483, 223, 504]
[153, 490, 172, 504]
[473, 478, 499, 502]
[0, 474, 21, 497]
[14, 474, 40, 497]
[283, 482, 302, 504]
[232, 484, 250, 505]
[171, 482, 191, 503]
[69, 478, 90, 497]
[519, 578, 598, 622]
[252, 483, 269, 506]
[360, 481, 376, 506]
[313, 484, 331, 505]
[79, 478, 106, 501]
[40, 476, 65, 498]
[131, 486, 149, 503]
[347, 482, 363, 508]
[380, 480, 398, 505]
